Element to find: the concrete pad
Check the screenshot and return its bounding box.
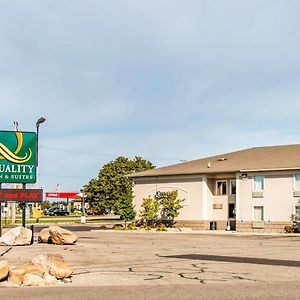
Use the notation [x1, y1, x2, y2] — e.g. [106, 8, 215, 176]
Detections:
[0, 228, 300, 299]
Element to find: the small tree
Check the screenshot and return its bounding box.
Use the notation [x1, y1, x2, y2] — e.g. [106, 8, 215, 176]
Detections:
[139, 196, 159, 226]
[291, 199, 300, 223]
[114, 189, 136, 228]
[156, 190, 182, 227]
[41, 200, 51, 210]
[83, 156, 155, 213]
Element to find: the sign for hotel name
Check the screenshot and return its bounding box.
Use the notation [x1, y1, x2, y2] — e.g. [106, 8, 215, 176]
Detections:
[0, 131, 36, 183]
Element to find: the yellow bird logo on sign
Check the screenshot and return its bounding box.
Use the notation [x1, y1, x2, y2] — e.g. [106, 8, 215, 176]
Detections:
[0, 132, 32, 164]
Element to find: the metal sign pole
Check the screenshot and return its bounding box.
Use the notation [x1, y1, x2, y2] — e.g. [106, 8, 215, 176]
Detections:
[0, 183, 2, 237]
[0, 203, 2, 237]
[22, 183, 26, 227]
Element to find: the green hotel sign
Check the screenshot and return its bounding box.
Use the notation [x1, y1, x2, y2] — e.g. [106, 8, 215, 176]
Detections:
[0, 131, 36, 183]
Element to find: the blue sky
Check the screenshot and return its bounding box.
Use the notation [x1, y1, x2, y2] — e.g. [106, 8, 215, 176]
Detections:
[0, 0, 300, 193]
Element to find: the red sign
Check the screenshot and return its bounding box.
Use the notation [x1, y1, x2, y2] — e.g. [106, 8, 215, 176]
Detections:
[45, 192, 80, 199]
[0, 189, 43, 202]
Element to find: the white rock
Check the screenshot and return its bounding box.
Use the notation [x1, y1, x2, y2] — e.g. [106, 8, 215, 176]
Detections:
[0, 227, 32, 246]
[23, 273, 45, 287]
[62, 277, 72, 284]
[43, 273, 58, 285]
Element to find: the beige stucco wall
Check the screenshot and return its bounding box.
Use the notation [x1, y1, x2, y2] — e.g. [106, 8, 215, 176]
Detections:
[132, 170, 300, 230]
[238, 171, 299, 222]
[212, 195, 228, 220]
[133, 175, 203, 220]
[207, 178, 236, 221]
[207, 179, 214, 220]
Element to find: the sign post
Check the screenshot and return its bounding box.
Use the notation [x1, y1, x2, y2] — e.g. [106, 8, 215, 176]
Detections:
[0, 183, 1, 236]
[0, 130, 39, 233]
[22, 183, 26, 227]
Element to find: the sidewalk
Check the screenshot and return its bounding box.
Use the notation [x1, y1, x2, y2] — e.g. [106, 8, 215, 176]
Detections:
[90, 226, 300, 237]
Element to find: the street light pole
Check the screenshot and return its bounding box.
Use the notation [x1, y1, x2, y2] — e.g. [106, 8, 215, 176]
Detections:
[32, 117, 46, 219]
[36, 117, 46, 168]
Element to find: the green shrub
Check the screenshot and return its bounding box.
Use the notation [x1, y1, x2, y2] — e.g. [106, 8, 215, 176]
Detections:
[139, 197, 159, 227]
[292, 225, 300, 233]
[155, 190, 183, 227]
[156, 224, 167, 232]
[112, 224, 124, 230]
[99, 225, 108, 230]
[125, 223, 137, 230]
[284, 225, 293, 233]
[140, 225, 152, 231]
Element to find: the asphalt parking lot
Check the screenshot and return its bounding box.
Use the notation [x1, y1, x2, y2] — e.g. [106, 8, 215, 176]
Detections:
[1, 228, 300, 299]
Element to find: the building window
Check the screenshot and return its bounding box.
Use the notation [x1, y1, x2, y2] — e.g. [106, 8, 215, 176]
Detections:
[295, 206, 300, 221]
[253, 176, 264, 191]
[253, 206, 264, 221]
[216, 180, 227, 195]
[295, 174, 300, 190]
[230, 180, 236, 195]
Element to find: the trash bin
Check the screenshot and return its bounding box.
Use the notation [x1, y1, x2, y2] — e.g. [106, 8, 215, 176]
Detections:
[210, 221, 217, 230]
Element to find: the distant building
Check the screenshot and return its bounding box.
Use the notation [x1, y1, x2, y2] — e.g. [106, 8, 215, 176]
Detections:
[129, 144, 300, 232]
[72, 199, 89, 211]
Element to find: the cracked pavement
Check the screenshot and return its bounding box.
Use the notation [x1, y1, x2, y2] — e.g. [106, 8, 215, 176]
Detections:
[1, 229, 300, 299]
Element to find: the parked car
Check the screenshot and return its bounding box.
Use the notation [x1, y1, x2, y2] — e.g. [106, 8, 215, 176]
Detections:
[43, 207, 57, 216]
[48, 208, 70, 216]
[86, 208, 109, 216]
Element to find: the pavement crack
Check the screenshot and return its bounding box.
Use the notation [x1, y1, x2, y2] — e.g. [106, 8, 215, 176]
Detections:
[0, 247, 12, 257]
[232, 275, 259, 282]
[144, 274, 164, 281]
[128, 267, 164, 280]
[178, 272, 206, 284]
[73, 270, 91, 276]
[191, 264, 207, 272]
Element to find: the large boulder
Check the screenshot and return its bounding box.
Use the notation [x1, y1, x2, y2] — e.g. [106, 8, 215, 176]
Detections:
[8, 263, 43, 285]
[48, 226, 78, 245]
[31, 253, 73, 280]
[49, 261, 73, 279]
[0, 253, 72, 286]
[0, 260, 9, 281]
[0, 227, 32, 246]
[46, 253, 65, 264]
[31, 254, 52, 273]
[38, 228, 51, 243]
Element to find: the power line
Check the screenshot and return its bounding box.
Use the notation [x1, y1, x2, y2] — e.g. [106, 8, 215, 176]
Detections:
[39, 173, 91, 179]
[40, 146, 185, 162]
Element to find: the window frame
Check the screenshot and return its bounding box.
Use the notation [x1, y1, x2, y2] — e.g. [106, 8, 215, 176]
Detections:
[252, 175, 265, 191]
[230, 179, 236, 195]
[253, 205, 264, 221]
[294, 174, 300, 191]
[216, 180, 228, 196]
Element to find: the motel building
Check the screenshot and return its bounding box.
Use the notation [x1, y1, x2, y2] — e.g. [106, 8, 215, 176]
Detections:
[129, 144, 300, 233]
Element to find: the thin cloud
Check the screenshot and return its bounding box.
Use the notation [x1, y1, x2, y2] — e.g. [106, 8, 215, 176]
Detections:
[0, 1, 299, 192]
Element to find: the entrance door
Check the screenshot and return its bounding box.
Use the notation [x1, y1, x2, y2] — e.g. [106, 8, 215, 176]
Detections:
[228, 203, 236, 231]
